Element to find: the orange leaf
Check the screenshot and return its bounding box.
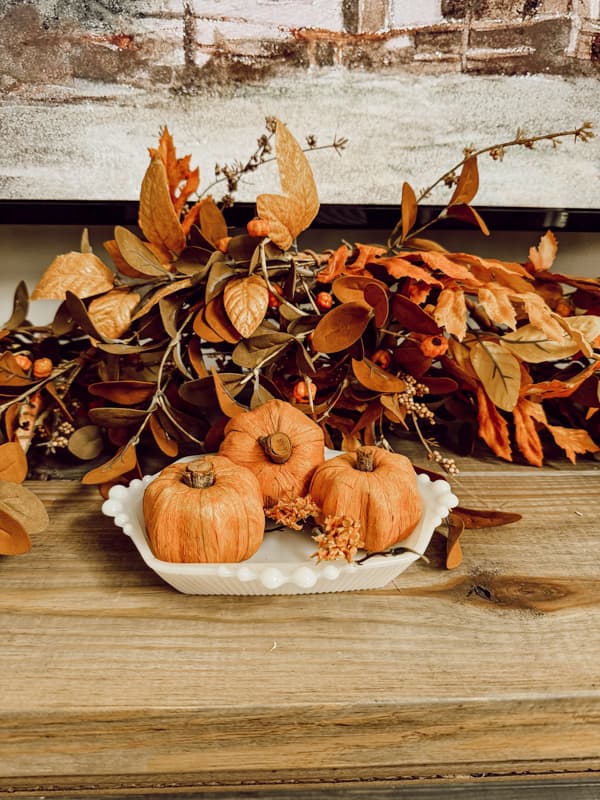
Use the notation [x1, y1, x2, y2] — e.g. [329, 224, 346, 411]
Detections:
[475, 385, 512, 462]
[103, 239, 145, 279]
[0, 352, 32, 388]
[377, 256, 442, 286]
[469, 341, 521, 412]
[256, 120, 319, 250]
[138, 157, 186, 257]
[31, 252, 114, 300]
[188, 335, 209, 378]
[448, 157, 479, 206]
[204, 296, 242, 344]
[419, 251, 481, 286]
[149, 127, 199, 214]
[363, 282, 389, 327]
[0, 507, 32, 555]
[401, 181, 418, 240]
[332, 275, 386, 304]
[433, 288, 468, 340]
[88, 289, 140, 340]
[81, 442, 137, 485]
[351, 358, 406, 394]
[311, 302, 372, 354]
[0, 442, 28, 483]
[545, 425, 599, 464]
[211, 367, 246, 418]
[223, 276, 269, 338]
[477, 286, 517, 330]
[528, 230, 558, 273]
[513, 397, 545, 467]
[149, 412, 179, 458]
[516, 292, 564, 342]
[446, 203, 489, 236]
[199, 197, 228, 247]
[318, 244, 351, 283]
[88, 380, 156, 405]
[391, 293, 441, 335]
[445, 514, 465, 569]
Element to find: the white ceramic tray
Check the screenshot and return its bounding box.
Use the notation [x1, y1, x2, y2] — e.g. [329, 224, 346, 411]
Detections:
[102, 454, 458, 595]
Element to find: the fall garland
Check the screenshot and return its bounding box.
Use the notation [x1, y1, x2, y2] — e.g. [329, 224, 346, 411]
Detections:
[0, 117, 598, 566]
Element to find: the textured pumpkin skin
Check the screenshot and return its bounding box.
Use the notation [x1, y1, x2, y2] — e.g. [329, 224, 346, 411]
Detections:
[218, 399, 325, 507]
[309, 446, 423, 552]
[143, 456, 264, 563]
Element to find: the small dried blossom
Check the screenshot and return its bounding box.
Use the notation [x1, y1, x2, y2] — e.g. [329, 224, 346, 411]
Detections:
[265, 495, 321, 530]
[312, 515, 364, 563]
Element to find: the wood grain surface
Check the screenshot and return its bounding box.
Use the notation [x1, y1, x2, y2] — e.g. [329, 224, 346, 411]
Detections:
[1, 455, 599, 796]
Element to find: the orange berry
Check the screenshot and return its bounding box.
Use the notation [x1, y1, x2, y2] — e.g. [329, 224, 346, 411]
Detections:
[315, 291, 333, 311]
[32, 357, 53, 379]
[293, 380, 316, 404]
[246, 218, 270, 238]
[14, 354, 32, 372]
[419, 335, 449, 358]
[268, 284, 284, 308]
[372, 349, 391, 369]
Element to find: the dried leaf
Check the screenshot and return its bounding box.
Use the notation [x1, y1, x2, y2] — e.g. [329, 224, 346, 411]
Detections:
[0, 353, 31, 388]
[452, 506, 522, 528]
[433, 288, 467, 340]
[188, 335, 209, 378]
[470, 341, 521, 412]
[88, 289, 141, 340]
[64, 291, 108, 341]
[446, 204, 490, 236]
[2, 281, 29, 330]
[363, 282, 389, 327]
[448, 157, 479, 206]
[205, 256, 237, 304]
[445, 514, 465, 569]
[31, 252, 114, 300]
[0, 507, 31, 555]
[88, 380, 156, 405]
[256, 194, 305, 251]
[391, 293, 441, 335]
[475, 385, 512, 462]
[516, 292, 564, 342]
[114, 226, 171, 278]
[311, 302, 372, 353]
[81, 443, 138, 484]
[501, 323, 580, 363]
[193, 307, 224, 343]
[204, 296, 242, 344]
[545, 425, 599, 464]
[232, 331, 293, 369]
[103, 238, 145, 279]
[377, 256, 443, 287]
[149, 412, 179, 457]
[223, 276, 269, 338]
[211, 367, 246, 418]
[131, 278, 192, 324]
[67, 425, 105, 461]
[138, 157, 186, 257]
[352, 358, 406, 394]
[528, 230, 558, 273]
[563, 314, 600, 349]
[199, 197, 228, 247]
[513, 397, 545, 467]
[401, 181, 418, 240]
[0, 442, 28, 482]
[332, 275, 384, 303]
[0, 480, 49, 534]
[477, 285, 517, 330]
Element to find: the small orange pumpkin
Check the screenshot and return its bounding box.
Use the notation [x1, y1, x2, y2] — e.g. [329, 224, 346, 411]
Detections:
[309, 446, 423, 552]
[218, 399, 325, 507]
[143, 456, 264, 563]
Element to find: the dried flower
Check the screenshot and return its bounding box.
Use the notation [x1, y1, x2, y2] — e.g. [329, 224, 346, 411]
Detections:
[312, 515, 364, 563]
[265, 495, 321, 530]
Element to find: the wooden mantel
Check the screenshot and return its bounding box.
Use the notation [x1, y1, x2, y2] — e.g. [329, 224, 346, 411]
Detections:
[1, 449, 600, 798]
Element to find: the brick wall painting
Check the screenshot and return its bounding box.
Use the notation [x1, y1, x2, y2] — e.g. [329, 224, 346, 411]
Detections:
[0, 1, 598, 207]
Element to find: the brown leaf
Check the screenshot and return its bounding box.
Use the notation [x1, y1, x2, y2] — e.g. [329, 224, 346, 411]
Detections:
[2, 281, 28, 330]
[88, 288, 141, 340]
[149, 411, 179, 457]
[204, 296, 242, 344]
[332, 275, 384, 304]
[433, 288, 467, 340]
[513, 397, 545, 467]
[501, 322, 579, 363]
[199, 197, 228, 247]
[391, 293, 441, 335]
[88, 380, 156, 405]
[445, 514, 465, 569]
[223, 276, 269, 338]
[363, 282, 389, 327]
[352, 358, 406, 394]
[377, 256, 443, 286]
[131, 278, 192, 324]
[0, 442, 28, 482]
[0, 507, 31, 555]
[0, 480, 49, 534]
[401, 181, 418, 240]
[114, 226, 172, 278]
[452, 506, 522, 528]
[528, 230, 558, 273]
[516, 292, 564, 342]
[67, 425, 104, 461]
[103, 238, 145, 278]
[255, 194, 305, 251]
[470, 341, 521, 412]
[545, 425, 599, 464]
[311, 302, 372, 354]
[138, 157, 186, 258]
[31, 252, 114, 300]
[448, 157, 479, 206]
[188, 335, 209, 378]
[419, 251, 481, 286]
[88, 407, 148, 428]
[211, 367, 246, 418]
[446, 203, 490, 236]
[193, 306, 224, 343]
[0, 353, 31, 388]
[475, 385, 512, 462]
[477, 286, 516, 330]
[81, 442, 138, 484]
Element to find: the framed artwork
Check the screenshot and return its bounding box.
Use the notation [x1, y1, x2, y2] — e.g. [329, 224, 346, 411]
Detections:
[1, 0, 598, 225]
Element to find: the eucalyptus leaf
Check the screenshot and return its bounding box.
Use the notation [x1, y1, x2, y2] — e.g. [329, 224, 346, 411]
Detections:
[2, 281, 29, 331]
[205, 255, 236, 304]
[67, 425, 105, 460]
[88, 406, 149, 427]
[114, 226, 171, 278]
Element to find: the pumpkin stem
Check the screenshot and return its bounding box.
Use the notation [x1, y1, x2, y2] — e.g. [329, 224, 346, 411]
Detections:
[182, 460, 215, 489]
[356, 447, 375, 472]
[259, 432, 292, 464]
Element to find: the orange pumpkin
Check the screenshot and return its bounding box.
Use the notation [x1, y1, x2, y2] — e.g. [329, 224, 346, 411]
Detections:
[218, 399, 325, 507]
[143, 456, 264, 563]
[309, 446, 423, 552]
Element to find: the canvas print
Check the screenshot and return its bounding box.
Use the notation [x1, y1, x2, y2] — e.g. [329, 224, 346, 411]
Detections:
[0, 0, 598, 207]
